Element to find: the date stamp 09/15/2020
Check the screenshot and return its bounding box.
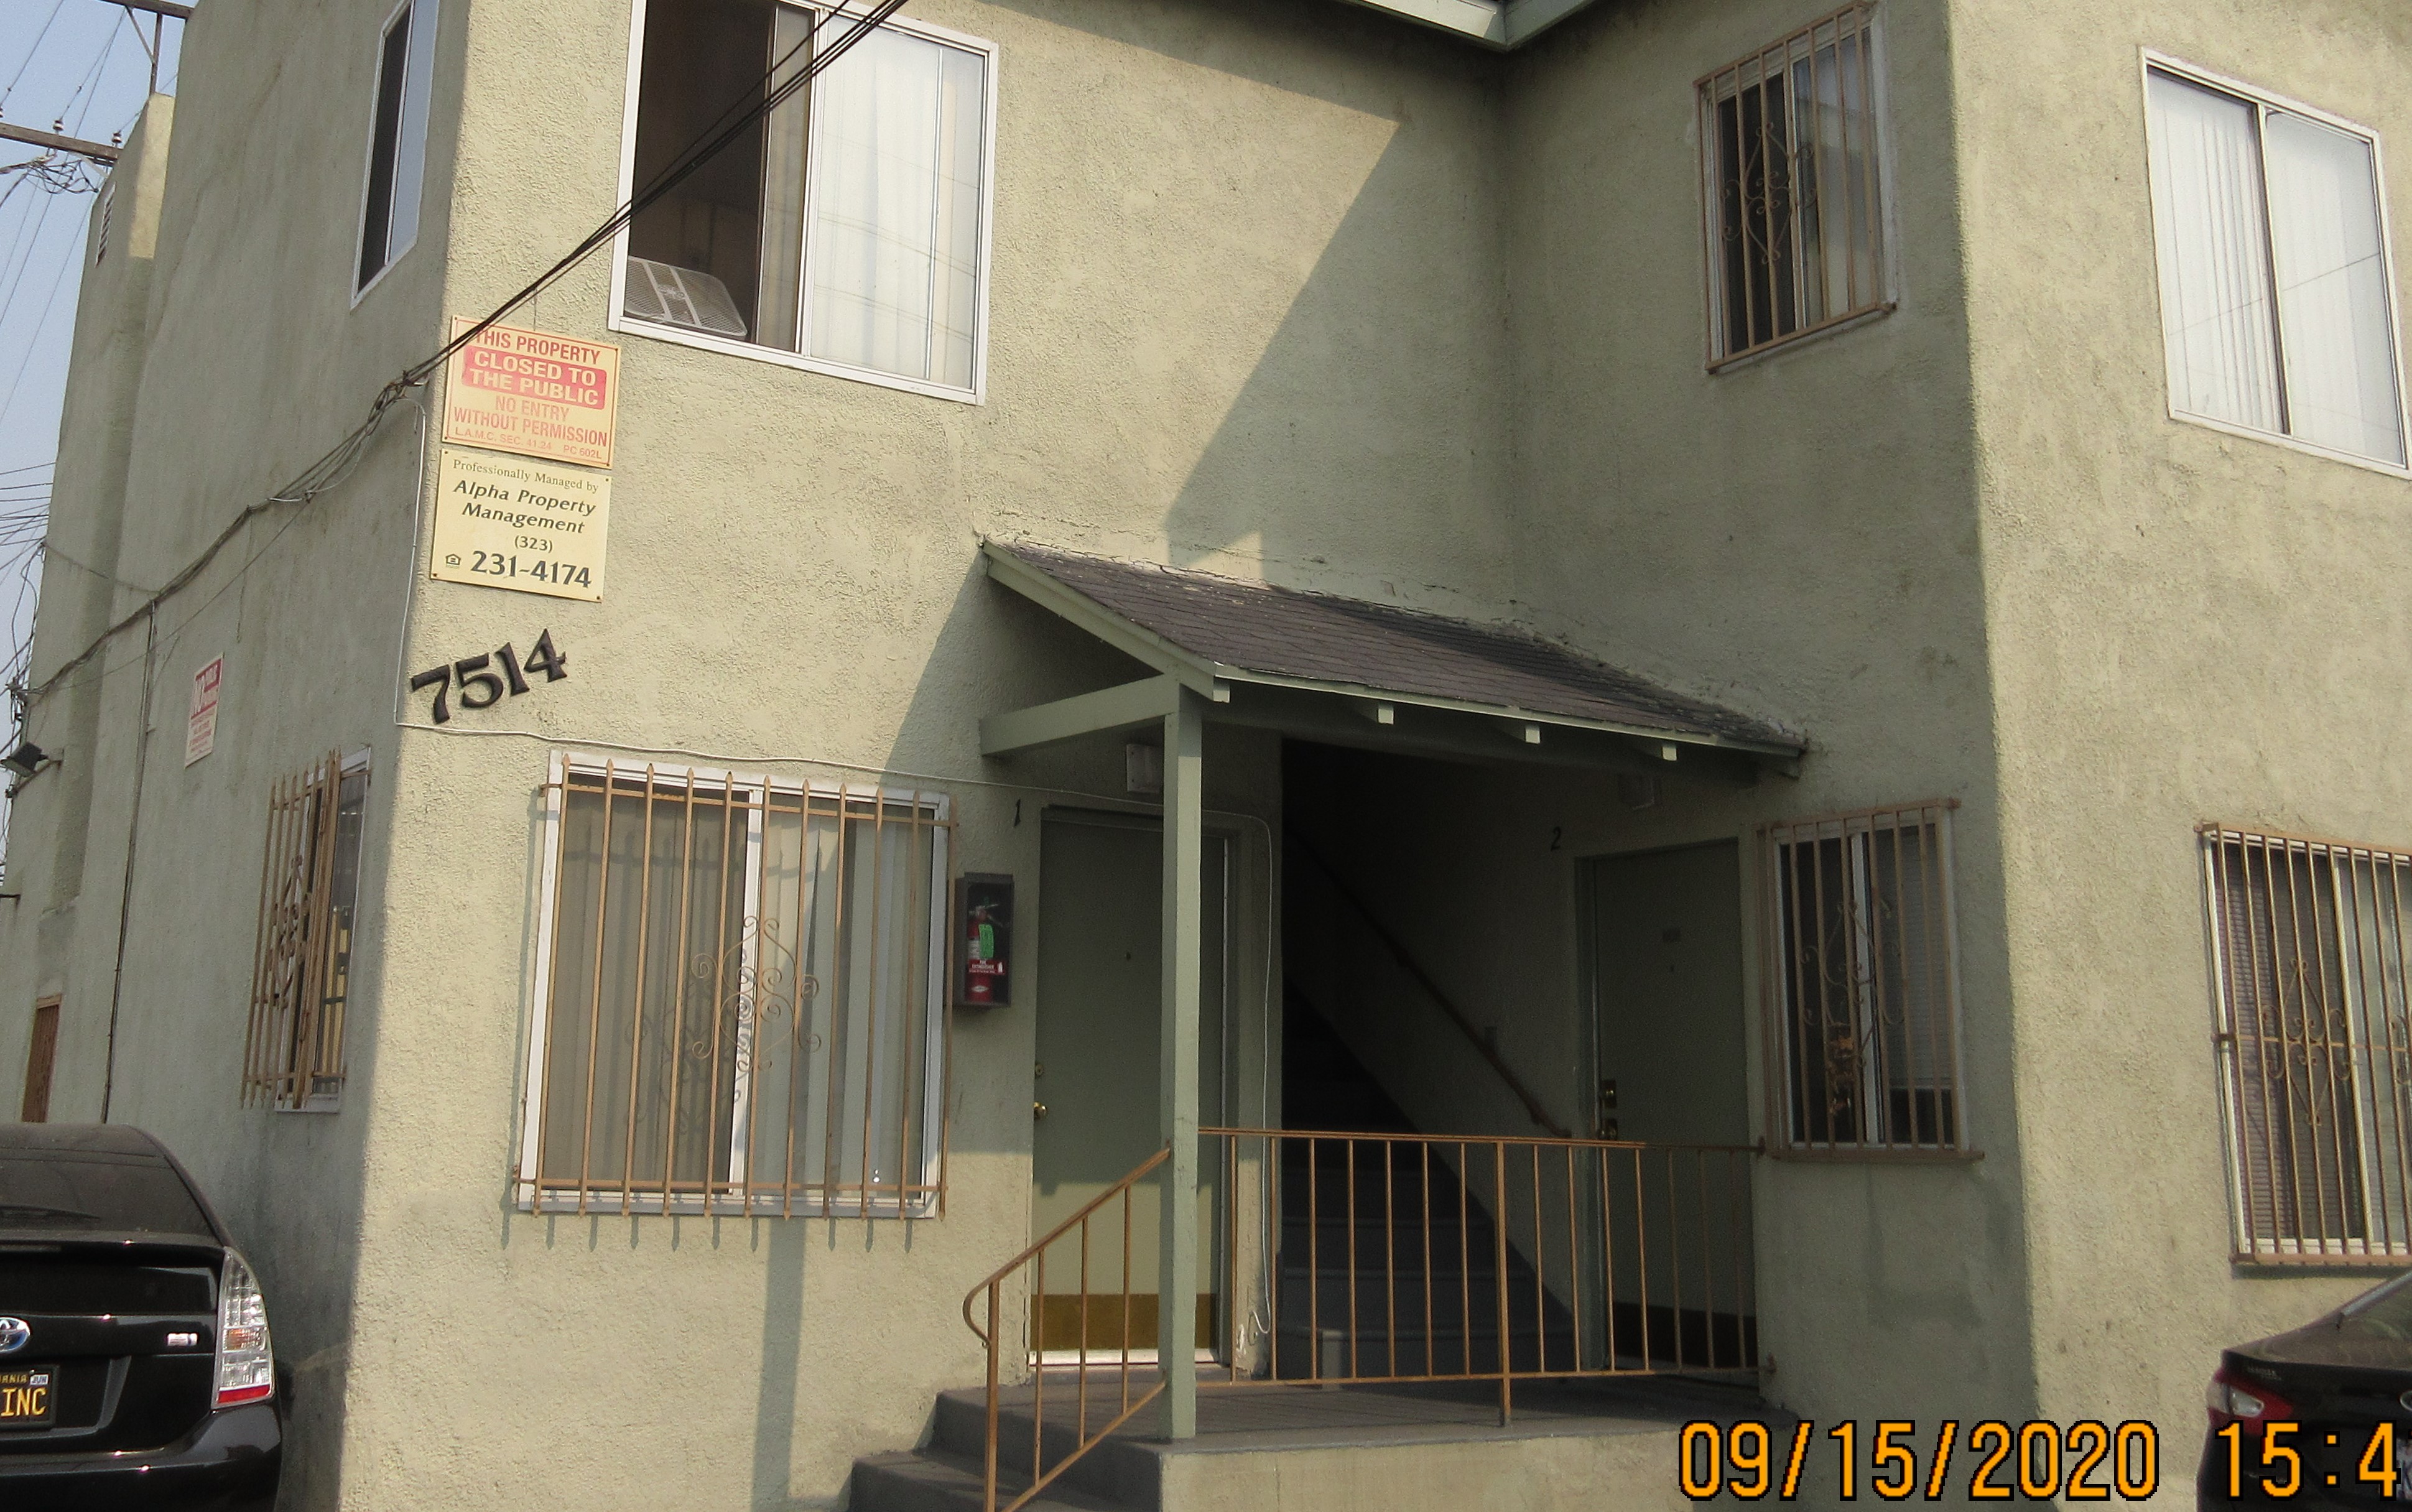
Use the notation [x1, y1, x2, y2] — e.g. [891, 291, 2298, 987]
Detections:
[1686, 1419, 2412, 1501]
[1680, 1421, 2176, 1502]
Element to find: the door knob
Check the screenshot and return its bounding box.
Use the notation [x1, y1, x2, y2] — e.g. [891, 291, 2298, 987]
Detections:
[1032, 1102, 1049, 1120]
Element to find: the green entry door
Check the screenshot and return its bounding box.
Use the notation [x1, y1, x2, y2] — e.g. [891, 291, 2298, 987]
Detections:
[1032, 813, 1227, 1357]
[1587, 840, 1750, 1146]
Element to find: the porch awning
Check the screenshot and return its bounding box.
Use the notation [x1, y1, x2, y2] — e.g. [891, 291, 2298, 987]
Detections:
[980, 542, 1804, 772]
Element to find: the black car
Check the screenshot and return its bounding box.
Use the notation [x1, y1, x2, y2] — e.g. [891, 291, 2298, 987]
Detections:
[2201, 1269, 2412, 1509]
[0, 1123, 282, 1510]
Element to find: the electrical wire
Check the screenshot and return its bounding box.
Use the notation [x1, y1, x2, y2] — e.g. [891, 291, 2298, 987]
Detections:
[14, 0, 911, 725]
[0, 0, 70, 114]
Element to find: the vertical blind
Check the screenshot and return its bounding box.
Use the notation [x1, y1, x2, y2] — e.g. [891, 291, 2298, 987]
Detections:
[2146, 68, 2405, 466]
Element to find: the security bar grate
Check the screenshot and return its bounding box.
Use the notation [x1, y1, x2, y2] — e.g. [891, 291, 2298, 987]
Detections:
[1763, 799, 1965, 1153]
[1699, 3, 1888, 365]
[243, 751, 368, 1111]
[2204, 825, 2412, 1263]
[515, 759, 953, 1217]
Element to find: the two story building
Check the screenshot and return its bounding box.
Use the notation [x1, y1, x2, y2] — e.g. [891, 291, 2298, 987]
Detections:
[7, 0, 2412, 1506]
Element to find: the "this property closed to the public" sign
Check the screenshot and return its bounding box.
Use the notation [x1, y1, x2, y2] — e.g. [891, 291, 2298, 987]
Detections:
[441, 318, 620, 469]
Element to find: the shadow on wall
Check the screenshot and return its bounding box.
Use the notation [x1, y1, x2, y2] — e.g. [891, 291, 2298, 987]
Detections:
[980, 0, 1515, 604]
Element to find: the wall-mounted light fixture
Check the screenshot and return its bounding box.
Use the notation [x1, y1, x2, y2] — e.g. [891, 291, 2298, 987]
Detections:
[3, 741, 54, 782]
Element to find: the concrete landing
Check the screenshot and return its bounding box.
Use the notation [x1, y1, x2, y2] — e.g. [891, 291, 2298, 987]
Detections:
[853, 1371, 1774, 1512]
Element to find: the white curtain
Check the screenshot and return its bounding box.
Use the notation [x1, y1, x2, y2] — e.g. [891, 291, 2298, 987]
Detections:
[2265, 112, 2407, 466]
[2148, 73, 2284, 434]
[806, 27, 987, 389]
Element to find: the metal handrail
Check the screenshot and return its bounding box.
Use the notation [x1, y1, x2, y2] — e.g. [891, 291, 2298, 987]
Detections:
[960, 1129, 1758, 1509]
[1204, 1128, 1760, 1419]
[1286, 832, 1573, 1138]
[962, 1144, 1171, 1512]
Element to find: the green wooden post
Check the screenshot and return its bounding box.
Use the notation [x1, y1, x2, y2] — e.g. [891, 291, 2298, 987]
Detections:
[1158, 686, 1204, 1439]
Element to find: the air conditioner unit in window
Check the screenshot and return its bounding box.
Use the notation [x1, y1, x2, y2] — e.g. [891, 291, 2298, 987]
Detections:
[624, 257, 748, 340]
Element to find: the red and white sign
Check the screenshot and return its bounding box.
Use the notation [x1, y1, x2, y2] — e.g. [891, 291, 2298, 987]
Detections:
[185, 656, 222, 766]
[442, 319, 620, 470]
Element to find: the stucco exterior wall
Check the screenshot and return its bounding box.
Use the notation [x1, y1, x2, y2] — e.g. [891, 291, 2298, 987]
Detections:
[327, 0, 1516, 1505]
[19, 0, 2412, 1502]
[1497, 0, 2029, 1439]
[1949, 0, 2412, 1444]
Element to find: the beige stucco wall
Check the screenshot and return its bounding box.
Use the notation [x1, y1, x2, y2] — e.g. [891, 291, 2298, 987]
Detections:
[331, 0, 1516, 1506]
[0, 0, 471, 1501]
[1950, 0, 2412, 1447]
[1496, 0, 2033, 1447]
[17, 0, 2412, 1504]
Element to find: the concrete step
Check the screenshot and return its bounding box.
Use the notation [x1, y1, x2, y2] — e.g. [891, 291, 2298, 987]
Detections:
[932, 1388, 1167, 1510]
[850, 1447, 1138, 1512]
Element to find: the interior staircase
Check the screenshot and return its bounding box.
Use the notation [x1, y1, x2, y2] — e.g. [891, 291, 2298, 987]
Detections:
[850, 994, 1603, 1512]
[1270, 988, 1575, 1380]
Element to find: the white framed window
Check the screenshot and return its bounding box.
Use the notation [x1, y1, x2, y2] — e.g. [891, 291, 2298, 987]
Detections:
[1698, 4, 1892, 366]
[2203, 824, 2412, 1263]
[1763, 800, 1966, 1153]
[2143, 57, 2408, 471]
[610, 0, 996, 402]
[515, 756, 953, 1217]
[353, 0, 440, 298]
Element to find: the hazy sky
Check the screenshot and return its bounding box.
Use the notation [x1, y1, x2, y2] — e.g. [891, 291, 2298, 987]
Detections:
[0, 2, 183, 857]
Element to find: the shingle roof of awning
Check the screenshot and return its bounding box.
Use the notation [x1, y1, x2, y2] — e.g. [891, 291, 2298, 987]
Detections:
[984, 542, 1801, 757]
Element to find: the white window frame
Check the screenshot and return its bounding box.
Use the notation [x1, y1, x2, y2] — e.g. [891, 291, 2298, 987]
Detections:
[351, 0, 441, 305]
[2139, 50, 2412, 481]
[514, 753, 953, 1216]
[605, 0, 1000, 405]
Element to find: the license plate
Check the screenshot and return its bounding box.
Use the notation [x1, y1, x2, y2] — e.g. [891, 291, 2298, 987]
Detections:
[0, 1366, 54, 1429]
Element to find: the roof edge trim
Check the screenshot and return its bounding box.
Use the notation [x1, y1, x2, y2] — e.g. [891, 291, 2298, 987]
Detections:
[1330, 0, 1600, 50]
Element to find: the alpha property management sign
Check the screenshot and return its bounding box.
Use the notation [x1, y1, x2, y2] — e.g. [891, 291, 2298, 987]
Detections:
[428, 448, 611, 601]
[442, 320, 619, 469]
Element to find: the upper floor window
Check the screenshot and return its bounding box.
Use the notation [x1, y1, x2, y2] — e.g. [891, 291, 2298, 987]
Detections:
[619, 1, 993, 399]
[356, 0, 438, 296]
[244, 751, 370, 1112]
[1699, 4, 1890, 367]
[2145, 63, 2408, 470]
[1765, 800, 1965, 1154]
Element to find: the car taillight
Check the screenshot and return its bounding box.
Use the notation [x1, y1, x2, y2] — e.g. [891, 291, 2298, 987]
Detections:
[213, 1250, 274, 1409]
[2207, 1363, 2294, 1432]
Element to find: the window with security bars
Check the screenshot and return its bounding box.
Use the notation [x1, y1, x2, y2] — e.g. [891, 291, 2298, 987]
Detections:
[516, 759, 952, 1216]
[1699, 4, 1889, 365]
[2204, 826, 2412, 1261]
[244, 752, 369, 1111]
[1765, 801, 1964, 1151]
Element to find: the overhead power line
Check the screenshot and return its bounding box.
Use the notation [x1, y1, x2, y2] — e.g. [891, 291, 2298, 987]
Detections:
[12, 0, 909, 719]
